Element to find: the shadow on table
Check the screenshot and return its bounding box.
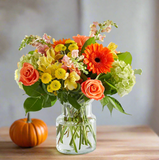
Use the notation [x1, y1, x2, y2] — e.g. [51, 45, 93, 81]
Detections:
[0, 141, 62, 156]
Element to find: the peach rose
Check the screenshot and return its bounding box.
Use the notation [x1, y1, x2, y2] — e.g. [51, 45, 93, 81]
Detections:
[81, 79, 105, 100]
[19, 62, 39, 86]
[72, 34, 89, 52]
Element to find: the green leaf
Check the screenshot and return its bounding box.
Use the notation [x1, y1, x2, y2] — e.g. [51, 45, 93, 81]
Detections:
[68, 94, 81, 110]
[103, 79, 117, 96]
[117, 52, 132, 65]
[104, 80, 117, 91]
[80, 37, 96, 54]
[134, 69, 142, 75]
[50, 96, 57, 106]
[23, 81, 46, 98]
[81, 72, 88, 81]
[24, 97, 43, 113]
[98, 73, 111, 81]
[107, 96, 130, 115]
[28, 51, 34, 55]
[100, 96, 109, 111]
[41, 94, 57, 108]
[57, 91, 67, 104]
[107, 102, 114, 114]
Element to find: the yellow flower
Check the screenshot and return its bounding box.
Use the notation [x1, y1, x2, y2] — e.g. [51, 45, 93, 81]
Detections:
[46, 47, 63, 63]
[65, 40, 76, 44]
[108, 42, 118, 51]
[55, 68, 67, 79]
[52, 38, 56, 43]
[68, 44, 78, 51]
[41, 73, 52, 84]
[64, 71, 80, 90]
[37, 47, 63, 73]
[50, 80, 61, 91]
[61, 46, 67, 51]
[67, 52, 72, 57]
[37, 56, 49, 72]
[47, 84, 53, 93]
[47, 62, 63, 79]
[55, 44, 66, 52]
[108, 42, 118, 59]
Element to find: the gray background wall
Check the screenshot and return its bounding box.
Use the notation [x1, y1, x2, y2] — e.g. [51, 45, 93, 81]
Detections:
[1, 0, 159, 134]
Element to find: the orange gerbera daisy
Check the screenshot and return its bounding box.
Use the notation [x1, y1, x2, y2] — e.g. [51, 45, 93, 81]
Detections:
[83, 43, 114, 75]
[73, 34, 89, 52]
[52, 38, 70, 48]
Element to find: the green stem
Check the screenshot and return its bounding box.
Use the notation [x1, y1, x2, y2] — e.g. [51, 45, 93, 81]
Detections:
[27, 112, 32, 123]
[79, 126, 82, 150]
[83, 125, 88, 145]
[60, 126, 67, 143]
[69, 122, 80, 146]
[67, 106, 78, 153]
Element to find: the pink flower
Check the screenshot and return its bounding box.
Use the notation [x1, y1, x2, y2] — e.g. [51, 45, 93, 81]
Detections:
[98, 34, 106, 42]
[43, 33, 51, 43]
[37, 45, 48, 55]
[89, 32, 95, 37]
[62, 55, 72, 67]
[71, 50, 79, 58]
[32, 41, 48, 55]
[91, 26, 97, 31]
[93, 21, 99, 26]
[102, 26, 111, 33]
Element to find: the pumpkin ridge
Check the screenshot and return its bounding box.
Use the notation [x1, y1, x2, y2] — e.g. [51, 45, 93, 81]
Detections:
[32, 119, 48, 143]
[31, 123, 39, 146]
[21, 123, 26, 147]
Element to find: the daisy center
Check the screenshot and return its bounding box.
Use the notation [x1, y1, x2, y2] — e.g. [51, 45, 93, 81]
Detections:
[95, 57, 100, 63]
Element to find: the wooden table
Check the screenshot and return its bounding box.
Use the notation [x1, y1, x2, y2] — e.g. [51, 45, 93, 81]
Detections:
[0, 126, 159, 160]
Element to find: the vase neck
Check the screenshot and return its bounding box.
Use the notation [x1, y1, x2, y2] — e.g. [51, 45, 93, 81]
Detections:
[61, 100, 93, 117]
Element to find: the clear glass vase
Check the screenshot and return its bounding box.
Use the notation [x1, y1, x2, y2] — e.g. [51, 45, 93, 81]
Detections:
[56, 99, 96, 154]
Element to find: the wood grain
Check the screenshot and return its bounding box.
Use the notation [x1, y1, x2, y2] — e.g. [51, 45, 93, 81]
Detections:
[0, 126, 159, 160]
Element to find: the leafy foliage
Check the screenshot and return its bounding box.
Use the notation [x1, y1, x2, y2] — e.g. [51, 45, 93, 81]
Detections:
[23, 81, 57, 113]
[57, 91, 68, 104]
[68, 94, 81, 110]
[100, 96, 129, 115]
[80, 37, 96, 54]
[24, 97, 43, 113]
[98, 73, 111, 81]
[23, 81, 46, 97]
[117, 52, 132, 65]
[42, 94, 57, 108]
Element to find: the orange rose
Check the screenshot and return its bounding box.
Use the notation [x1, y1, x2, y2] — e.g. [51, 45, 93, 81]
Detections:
[19, 63, 39, 86]
[81, 79, 105, 100]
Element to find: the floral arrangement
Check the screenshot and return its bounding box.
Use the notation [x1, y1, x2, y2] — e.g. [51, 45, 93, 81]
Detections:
[15, 20, 141, 153]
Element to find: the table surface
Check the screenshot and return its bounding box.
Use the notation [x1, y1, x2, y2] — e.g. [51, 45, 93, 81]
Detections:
[0, 126, 159, 160]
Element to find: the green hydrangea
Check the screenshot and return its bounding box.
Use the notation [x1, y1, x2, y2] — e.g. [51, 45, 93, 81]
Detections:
[110, 60, 136, 97]
[15, 52, 41, 89]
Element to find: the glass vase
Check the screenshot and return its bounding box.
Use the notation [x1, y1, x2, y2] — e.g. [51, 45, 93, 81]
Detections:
[56, 99, 96, 154]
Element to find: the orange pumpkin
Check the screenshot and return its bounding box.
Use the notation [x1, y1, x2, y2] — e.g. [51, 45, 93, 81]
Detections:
[9, 115, 48, 147]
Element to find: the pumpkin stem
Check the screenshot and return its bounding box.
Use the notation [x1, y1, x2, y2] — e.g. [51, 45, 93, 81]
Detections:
[27, 112, 32, 123]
